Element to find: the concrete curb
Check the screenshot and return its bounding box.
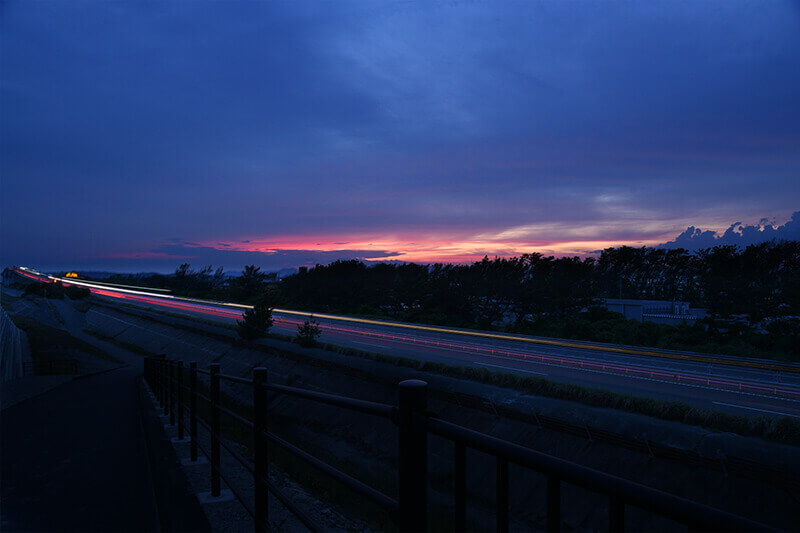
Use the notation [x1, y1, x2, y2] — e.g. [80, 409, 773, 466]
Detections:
[138, 377, 213, 532]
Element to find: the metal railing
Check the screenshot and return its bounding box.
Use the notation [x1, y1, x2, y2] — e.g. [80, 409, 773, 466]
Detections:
[143, 356, 775, 532]
[441, 388, 800, 491]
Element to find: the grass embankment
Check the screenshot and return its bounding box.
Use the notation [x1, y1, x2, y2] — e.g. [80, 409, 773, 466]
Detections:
[325, 308, 800, 363]
[9, 315, 123, 372]
[84, 330, 157, 357]
[90, 298, 800, 444]
[0, 291, 21, 308]
[315, 341, 800, 445]
[512, 312, 800, 363]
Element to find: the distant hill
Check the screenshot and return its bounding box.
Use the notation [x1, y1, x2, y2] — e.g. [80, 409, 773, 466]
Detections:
[58, 271, 164, 279]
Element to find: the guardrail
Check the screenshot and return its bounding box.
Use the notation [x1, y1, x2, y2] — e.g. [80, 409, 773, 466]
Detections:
[144, 356, 775, 532]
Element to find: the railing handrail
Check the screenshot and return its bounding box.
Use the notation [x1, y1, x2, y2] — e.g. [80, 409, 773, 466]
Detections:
[262, 428, 399, 512]
[426, 416, 774, 531]
[265, 382, 396, 419]
[196, 368, 397, 418]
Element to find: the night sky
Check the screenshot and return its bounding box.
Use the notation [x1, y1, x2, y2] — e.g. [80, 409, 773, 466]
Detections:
[2, 1, 799, 272]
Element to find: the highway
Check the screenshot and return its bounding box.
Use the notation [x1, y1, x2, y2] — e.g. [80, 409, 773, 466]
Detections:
[12, 266, 800, 419]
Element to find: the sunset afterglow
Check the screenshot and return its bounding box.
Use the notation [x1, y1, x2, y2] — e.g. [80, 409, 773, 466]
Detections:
[2, 2, 798, 272]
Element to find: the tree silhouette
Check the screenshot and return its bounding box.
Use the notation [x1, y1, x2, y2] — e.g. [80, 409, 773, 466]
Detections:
[234, 265, 269, 303]
[237, 299, 274, 340]
[295, 316, 321, 347]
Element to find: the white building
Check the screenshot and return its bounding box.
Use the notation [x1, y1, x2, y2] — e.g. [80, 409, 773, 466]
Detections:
[602, 299, 707, 325]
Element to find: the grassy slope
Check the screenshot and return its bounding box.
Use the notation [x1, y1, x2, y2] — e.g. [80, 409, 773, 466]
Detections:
[94, 298, 800, 445]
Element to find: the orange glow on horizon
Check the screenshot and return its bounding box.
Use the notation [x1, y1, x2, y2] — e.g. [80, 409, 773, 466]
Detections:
[190, 230, 671, 264]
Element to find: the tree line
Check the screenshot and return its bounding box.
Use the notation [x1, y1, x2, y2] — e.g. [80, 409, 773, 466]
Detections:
[100, 241, 800, 360]
[279, 241, 800, 324]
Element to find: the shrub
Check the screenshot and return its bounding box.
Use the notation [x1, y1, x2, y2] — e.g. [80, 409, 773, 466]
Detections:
[237, 301, 274, 340]
[23, 282, 47, 297]
[24, 281, 64, 299]
[295, 316, 321, 347]
[64, 285, 91, 300]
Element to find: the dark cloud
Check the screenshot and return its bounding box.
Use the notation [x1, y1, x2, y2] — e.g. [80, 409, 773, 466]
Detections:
[1, 1, 799, 269]
[104, 243, 400, 273]
[661, 212, 800, 251]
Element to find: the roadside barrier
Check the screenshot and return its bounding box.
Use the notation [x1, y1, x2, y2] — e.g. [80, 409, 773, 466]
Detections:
[144, 356, 774, 532]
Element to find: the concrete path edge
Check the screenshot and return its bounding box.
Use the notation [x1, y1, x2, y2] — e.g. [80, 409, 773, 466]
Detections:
[138, 376, 212, 533]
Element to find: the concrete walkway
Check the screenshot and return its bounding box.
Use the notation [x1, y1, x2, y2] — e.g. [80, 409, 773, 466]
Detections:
[1, 365, 160, 531]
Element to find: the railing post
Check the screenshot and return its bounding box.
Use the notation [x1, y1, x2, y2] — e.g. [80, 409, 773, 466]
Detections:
[210, 363, 221, 496]
[546, 475, 561, 532]
[156, 359, 160, 402]
[454, 442, 466, 531]
[253, 367, 269, 531]
[169, 360, 175, 426]
[155, 359, 160, 405]
[160, 360, 167, 414]
[155, 359, 162, 406]
[177, 361, 185, 440]
[609, 496, 625, 532]
[398, 379, 428, 532]
[190, 362, 198, 462]
[496, 456, 509, 532]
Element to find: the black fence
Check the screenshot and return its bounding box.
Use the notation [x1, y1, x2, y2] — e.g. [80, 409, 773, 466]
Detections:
[144, 356, 774, 532]
[440, 388, 800, 491]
